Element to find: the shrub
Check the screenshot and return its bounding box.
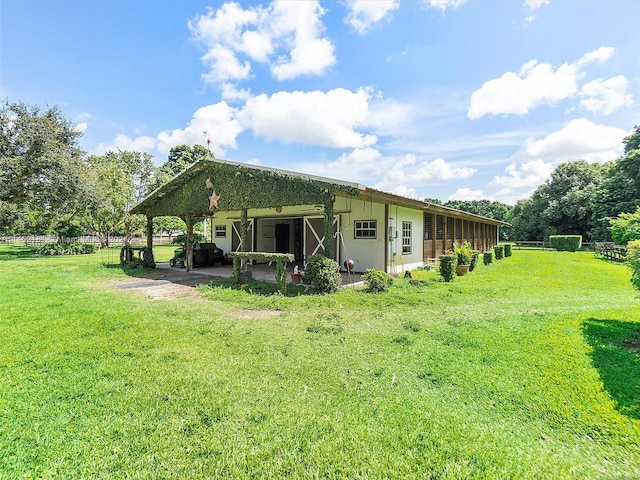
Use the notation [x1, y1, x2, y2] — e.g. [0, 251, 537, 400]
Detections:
[454, 241, 472, 265]
[303, 254, 342, 293]
[627, 240, 640, 291]
[171, 233, 205, 245]
[362, 268, 393, 292]
[469, 250, 480, 272]
[36, 242, 96, 256]
[504, 244, 513, 257]
[609, 207, 640, 245]
[439, 254, 456, 282]
[494, 245, 504, 260]
[549, 235, 582, 252]
[483, 251, 493, 265]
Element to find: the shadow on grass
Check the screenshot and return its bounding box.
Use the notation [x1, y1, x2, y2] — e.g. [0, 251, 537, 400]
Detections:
[582, 318, 640, 419]
[0, 245, 39, 261]
[202, 277, 311, 297]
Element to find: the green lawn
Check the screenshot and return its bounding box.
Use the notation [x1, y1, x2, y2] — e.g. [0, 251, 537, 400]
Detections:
[0, 245, 639, 479]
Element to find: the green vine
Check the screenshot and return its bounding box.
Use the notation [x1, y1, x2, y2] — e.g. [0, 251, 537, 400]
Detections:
[132, 160, 360, 218]
[227, 252, 295, 293]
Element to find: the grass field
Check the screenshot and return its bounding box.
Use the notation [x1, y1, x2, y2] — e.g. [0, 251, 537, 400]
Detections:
[0, 245, 639, 479]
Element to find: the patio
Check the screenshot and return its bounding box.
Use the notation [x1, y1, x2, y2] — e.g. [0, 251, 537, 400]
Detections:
[155, 261, 365, 287]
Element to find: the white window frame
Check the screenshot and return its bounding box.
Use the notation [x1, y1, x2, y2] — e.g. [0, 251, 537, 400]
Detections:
[354, 220, 377, 239]
[215, 224, 227, 238]
[402, 221, 412, 254]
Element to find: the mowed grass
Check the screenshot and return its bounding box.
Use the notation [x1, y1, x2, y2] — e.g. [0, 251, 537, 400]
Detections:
[0, 245, 639, 479]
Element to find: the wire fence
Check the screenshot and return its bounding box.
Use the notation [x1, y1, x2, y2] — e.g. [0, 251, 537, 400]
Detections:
[0, 235, 174, 247]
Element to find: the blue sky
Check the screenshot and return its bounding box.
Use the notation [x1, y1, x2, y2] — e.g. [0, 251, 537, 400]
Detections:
[2, 0, 639, 204]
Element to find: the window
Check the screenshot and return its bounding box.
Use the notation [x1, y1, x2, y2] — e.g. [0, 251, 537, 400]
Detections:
[436, 215, 444, 240]
[355, 220, 377, 239]
[446, 217, 454, 240]
[402, 221, 412, 254]
[424, 214, 433, 240]
[215, 225, 227, 238]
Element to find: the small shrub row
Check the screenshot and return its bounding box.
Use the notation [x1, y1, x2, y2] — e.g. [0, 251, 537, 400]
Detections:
[494, 245, 504, 260]
[36, 242, 97, 256]
[469, 250, 480, 272]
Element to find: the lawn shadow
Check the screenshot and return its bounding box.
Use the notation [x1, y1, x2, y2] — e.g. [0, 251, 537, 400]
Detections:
[0, 245, 39, 261]
[582, 318, 640, 419]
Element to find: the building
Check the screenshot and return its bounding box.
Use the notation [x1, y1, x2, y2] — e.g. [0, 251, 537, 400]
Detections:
[131, 157, 508, 273]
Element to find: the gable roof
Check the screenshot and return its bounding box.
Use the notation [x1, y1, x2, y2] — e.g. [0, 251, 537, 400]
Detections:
[131, 157, 509, 226]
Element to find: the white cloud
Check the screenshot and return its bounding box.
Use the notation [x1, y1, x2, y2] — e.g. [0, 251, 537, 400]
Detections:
[516, 118, 627, 163]
[375, 157, 476, 194]
[468, 47, 616, 119]
[220, 83, 253, 102]
[97, 134, 156, 154]
[344, 0, 400, 34]
[189, 1, 336, 84]
[448, 187, 485, 201]
[577, 46, 615, 66]
[523, 0, 549, 24]
[489, 159, 554, 197]
[579, 76, 633, 116]
[329, 147, 382, 167]
[74, 122, 88, 133]
[389, 185, 419, 199]
[237, 88, 377, 148]
[424, 0, 468, 12]
[156, 102, 242, 156]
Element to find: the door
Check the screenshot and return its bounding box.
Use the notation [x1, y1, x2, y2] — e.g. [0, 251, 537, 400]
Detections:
[275, 223, 290, 253]
[231, 220, 253, 252]
[304, 216, 339, 262]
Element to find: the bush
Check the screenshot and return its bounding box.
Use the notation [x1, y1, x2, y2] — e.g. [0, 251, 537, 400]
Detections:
[439, 254, 456, 282]
[627, 240, 640, 291]
[303, 254, 342, 293]
[549, 235, 582, 252]
[504, 244, 513, 257]
[454, 241, 472, 265]
[362, 268, 393, 292]
[609, 207, 640, 245]
[483, 251, 493, 265]
[171, 233, 205, 244]
[36, 242, 96, 256]
[494, 245, 504, 260]
[469, 250, 480, 272]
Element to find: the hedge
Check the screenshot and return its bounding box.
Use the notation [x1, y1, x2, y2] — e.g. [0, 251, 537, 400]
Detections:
[549, 235, 582, 252]
[439, 254, 457, 282]
[483, 251, 493, 265]
[494, 245, 504, 260]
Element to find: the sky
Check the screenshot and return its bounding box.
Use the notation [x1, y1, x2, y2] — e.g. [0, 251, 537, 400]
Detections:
[2, 0, 639, 205]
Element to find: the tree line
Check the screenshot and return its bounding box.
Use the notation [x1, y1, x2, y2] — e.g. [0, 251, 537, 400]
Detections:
[0, 100, 208, 246]
[2, 100, 639, 244]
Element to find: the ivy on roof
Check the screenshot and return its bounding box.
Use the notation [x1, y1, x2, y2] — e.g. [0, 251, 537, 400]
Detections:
[131, 159, 361, 217]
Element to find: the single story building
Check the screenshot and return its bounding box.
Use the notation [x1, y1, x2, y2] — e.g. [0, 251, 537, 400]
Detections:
[131, 157, 508, 274]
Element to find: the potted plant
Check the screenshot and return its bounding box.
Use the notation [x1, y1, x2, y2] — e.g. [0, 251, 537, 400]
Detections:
[454, 241, 472, 276]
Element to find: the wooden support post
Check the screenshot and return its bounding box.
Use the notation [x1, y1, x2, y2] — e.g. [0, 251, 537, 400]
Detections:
[323, 197, 335, 260]
[186, 214, 194, 273]
[240, 208, 248, 270]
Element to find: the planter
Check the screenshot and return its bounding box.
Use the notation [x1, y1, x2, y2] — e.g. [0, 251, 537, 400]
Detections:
[456, 264, 470, 276]
[290, 272, 303, 284]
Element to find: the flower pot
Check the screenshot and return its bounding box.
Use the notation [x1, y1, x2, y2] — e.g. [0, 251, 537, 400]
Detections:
[456, 264, 470, 276]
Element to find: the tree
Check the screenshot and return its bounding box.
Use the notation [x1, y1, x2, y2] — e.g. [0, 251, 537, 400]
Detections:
[85, 151, 156, 247]
[0, 100, 92, 234]
[150, 144, 210, 191]
[511, 161, 604, 241]
[592, 150, 640, 240]
[623, 125, 640, 154]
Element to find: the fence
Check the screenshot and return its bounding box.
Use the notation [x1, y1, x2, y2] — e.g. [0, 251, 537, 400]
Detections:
[513, 241, 594, 251]
[0, 235, 174, 247]
[594, 242, 627, 262]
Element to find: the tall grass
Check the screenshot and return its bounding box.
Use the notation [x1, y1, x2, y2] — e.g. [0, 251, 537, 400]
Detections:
[0, 246, 638, 479]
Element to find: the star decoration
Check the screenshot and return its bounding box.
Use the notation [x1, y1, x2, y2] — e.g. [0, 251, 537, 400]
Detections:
[205, 177, 213, 189]
[209, 191, 220, 209]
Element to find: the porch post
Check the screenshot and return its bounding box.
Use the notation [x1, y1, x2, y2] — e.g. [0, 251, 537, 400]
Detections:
[240, 208, 248, 270]
[186, 214, 194, 273]
[146, 216, 154, 250]
[323, 197, 335, 260]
